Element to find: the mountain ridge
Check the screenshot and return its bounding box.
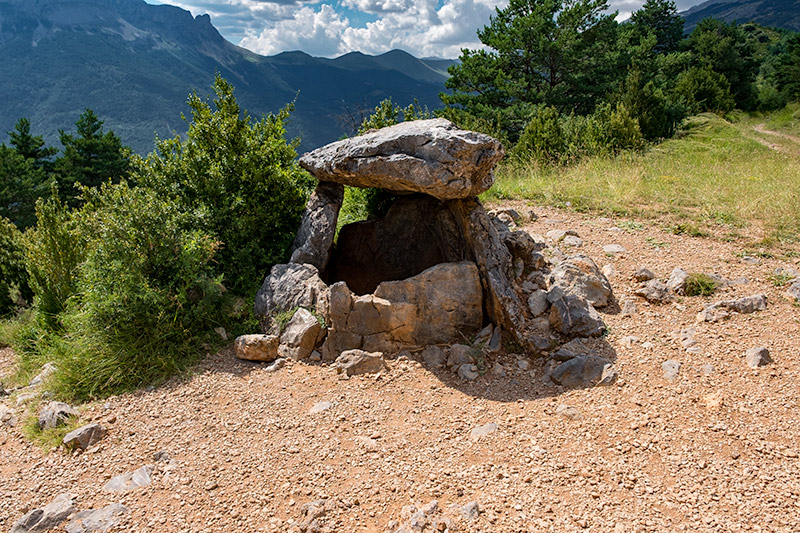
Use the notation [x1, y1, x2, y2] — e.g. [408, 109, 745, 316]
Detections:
[0, 0, 453, 153]
[680, 0, 800, 32]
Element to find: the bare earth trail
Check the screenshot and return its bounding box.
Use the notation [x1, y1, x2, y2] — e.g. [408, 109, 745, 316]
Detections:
[2, 206, 800, 532]
[749, 123, 800, 155]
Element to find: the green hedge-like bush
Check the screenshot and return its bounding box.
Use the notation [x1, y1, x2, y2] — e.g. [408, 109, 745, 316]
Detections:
[0, 217, 30, 316]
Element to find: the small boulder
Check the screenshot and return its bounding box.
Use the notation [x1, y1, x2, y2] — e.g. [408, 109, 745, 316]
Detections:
[10, 493, 76, 533]
[279, 308, 323, 360]
[334, 349, 386, 376]
[667, 267, 689, 295]
[786, 280, 800, 302]
[547, 287, 606, 337]
[633, 267, 655, 282]
[29, 362, 56, 387]
[458, 363, 479, 381]
[37, 401, 79, 430]
[446, 344, 473, 370]
[527, 289, 549, 317]
[549, 254, 613, 307]
[662, 360, 681, 381]
[234, 334, 279, 362]
[745, 347, 772, 368]
[634, 279, 675, 304]
[549, 355, 611, 388]
[420, 346, 445, 369]
[62, 423, 105, 450]
[602, 244, 627, 254]
[0, 404, 17, 427]
[65, 503, 129, 533]
[102, 465, 154, 493]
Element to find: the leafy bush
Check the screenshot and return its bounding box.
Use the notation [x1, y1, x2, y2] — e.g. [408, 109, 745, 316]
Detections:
[0, 217, 30, 316]
[513, 106, 565, 164]
[358, 98, 432, 134]
[133, 74, 312, 294]
[42, 182, 226, 401]
[24, 190, 86, 329]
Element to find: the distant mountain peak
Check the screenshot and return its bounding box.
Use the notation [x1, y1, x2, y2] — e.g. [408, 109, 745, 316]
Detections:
[681, 0, 800, 32]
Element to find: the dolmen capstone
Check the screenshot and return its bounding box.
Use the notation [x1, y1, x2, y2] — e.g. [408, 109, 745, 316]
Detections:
[250, 118, 612, 364]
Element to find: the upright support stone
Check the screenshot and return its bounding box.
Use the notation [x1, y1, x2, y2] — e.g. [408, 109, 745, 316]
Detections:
[290, 182, 344, 272]
[447, 198, 529, 344]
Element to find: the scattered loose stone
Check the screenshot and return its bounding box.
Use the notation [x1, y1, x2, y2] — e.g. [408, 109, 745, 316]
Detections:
[234, 334, 279, 362]
[549, 254, 613, 307]
[633, 267, 655, 282]
[597, 364, 619, 386]
[309, 401, 333, 414]
[563, 235, 583, 247]
[547, 287, 606, 337]
[492, 362, 506, 377]
[1, 404, 17, 427]
[603, 244, 627, 254]
[697, 294, 768, 322]
[662, 360, 681, 381]
[549, 355, 612, 388]
[278, 307, 323, 360]
[601, 263, 616, 279]
[555, 404, 583, 420]
[620, 336, 640, 348]
[741, 255, 761, 265]
[29, 362, 56, 387]
[37, 401, 79, 430]
[264, 358, 286, 373]
[213, 326, 228, 340]
[667, 267, 689, 295]
[517, 359, 530, 371]
[527, 289, 549, 317]
[62, 423, 105, 451]
[470, 422, 497, 439]
[10, 493, 76, 533]
[634, 279, 675, 304]
[621, 299, 638, 315]
[787, 280, 800, 302]
[102, 465, 154, 493]
[459, 501, 480, 521]
[420, 346, 445, 368]
[458, 363, 479, 381]
[446, 344, 473, 370]
[745, 346, 772, 368]
[552, 338, 591, 361]
[334, 349, 386, 376]
[65, 503, 128, 533]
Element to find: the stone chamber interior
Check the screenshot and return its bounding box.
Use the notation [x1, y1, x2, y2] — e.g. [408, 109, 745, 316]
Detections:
[325, 192, 473, 296]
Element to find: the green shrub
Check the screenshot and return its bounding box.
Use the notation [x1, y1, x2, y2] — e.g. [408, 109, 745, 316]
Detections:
[513, 106, 565, 164]
[673, 66, 735, 114]
[684, 273, 718, 296]
[0, 217, 31, 316]
[43, 182, 226, 401]
[133, 74, 312, 294]
[24, 190, 85, 329]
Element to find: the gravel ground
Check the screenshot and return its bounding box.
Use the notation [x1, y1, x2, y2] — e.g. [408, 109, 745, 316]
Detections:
[2, 205, 799, 532]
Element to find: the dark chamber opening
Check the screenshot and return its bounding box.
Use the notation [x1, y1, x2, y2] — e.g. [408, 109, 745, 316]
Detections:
[327, 194, 470, 295]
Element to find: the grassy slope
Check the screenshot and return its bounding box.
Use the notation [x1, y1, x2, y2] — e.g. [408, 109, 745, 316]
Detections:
[487, 106, 800, 245]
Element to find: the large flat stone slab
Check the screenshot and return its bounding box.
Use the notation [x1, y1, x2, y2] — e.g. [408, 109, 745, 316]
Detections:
[298, 118, 504, 200]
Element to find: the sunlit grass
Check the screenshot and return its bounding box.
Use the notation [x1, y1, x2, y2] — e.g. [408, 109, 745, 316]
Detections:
[486, 112, 800, 243]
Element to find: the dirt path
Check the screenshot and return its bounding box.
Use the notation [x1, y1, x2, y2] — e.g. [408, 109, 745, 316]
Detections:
[2, 205, 800, 532]
[750, 123, 800, 155]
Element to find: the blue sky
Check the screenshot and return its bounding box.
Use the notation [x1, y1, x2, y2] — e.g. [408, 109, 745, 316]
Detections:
[149, 0, 706, 58]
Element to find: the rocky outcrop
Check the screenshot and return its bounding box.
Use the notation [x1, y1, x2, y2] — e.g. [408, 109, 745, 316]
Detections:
[322, 262, 482, 359]
[254, 263, 329, 332]
[298, 118, 504, 200]
[289, 182, 344, 272]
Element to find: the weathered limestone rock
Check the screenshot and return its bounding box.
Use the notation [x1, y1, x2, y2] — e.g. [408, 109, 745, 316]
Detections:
[549, 254, 613, 308]
[10, 493, 76, 533]
[697, 293, 767, 322]
[1, 404, 16, 427]
[322, 262, 482, 359]
[62, 423, 105, 450]
[103, 465, 154, 492]
[334, 349, 386, 376]
[787, 279, 800, 302]
[290, 182, 344, 272]
[634, 279, 675, 304]
[234, 334, 279, 362]
[328, 195, 467, 295]
[745, 346, 772, 368]
[633, 266, 655, 282]
[279, 308, 323, 360]
[667, 267, 689, 295]
[254, 263, 329, 332]
[547, 287, 606, 337]
[549, 355, 612, 388]
[527, 289, 549, 317]
[65, 503, 129, 533]
[447, 198, 529, 344]
[298, 118, 504, 200]
[38, 401, 78, 430]
[29, 362, 56, 387]
[420, 346, 445, 368]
